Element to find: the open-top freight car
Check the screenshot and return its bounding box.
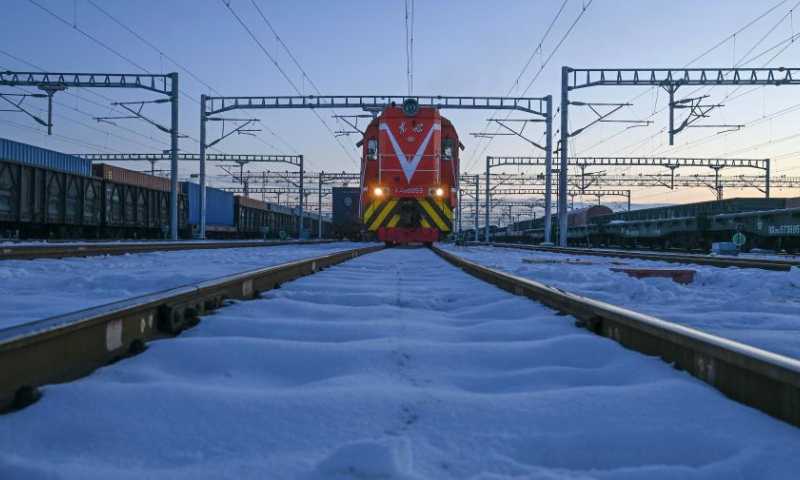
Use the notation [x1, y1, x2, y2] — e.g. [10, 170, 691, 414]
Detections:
[1, 137, 333, 241]
[0, 153, 189, 239]
[94, 164, 189, 238]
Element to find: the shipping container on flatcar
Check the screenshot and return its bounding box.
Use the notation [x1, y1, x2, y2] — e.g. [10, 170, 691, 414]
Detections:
[332, 187, 361, 239]
[182, 181, 235, 236]
[0, 137, 92, 176]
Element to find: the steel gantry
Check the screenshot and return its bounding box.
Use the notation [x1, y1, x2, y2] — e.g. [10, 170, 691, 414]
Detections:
[560, 66, 800, 246]
[76, 153, 301, 174]
[458, 175, 481, 241]
[201, 93, 553, 239]
[489, 189, 631, 210]
[486, 155, 771, 201]
[481, 97, 554, 243]
[0, 71, 181, 239]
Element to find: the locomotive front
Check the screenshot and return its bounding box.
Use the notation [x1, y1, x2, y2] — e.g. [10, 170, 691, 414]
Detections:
[360, 99, 459, 245]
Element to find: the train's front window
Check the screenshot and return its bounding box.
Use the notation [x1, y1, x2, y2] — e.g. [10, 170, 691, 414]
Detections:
[367, 139, 378, 160]
[442, 138, 455, 161]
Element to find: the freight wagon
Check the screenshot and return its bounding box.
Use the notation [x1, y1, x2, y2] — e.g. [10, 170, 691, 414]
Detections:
[0, 138, 333, 241]
[95, 164, 188, 238]
[0, 158, 189, 239]
[491, 197, 800, 253]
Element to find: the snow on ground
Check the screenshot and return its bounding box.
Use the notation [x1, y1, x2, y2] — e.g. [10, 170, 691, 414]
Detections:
[443, 244, 800, 360]
[0, 242, 370, 329]
[586, 245, 799, 262]
[0, 248, 798, 479]
[1, 238, 328, 247]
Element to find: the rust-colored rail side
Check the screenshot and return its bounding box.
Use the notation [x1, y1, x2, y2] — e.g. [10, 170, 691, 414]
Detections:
[433, 246, 800, 428]
[475, 242, 800, 271]
[0, 245, 383, 410]
[0, 240, 338, 261]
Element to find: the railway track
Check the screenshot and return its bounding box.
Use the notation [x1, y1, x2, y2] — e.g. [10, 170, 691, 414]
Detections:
[0, 244, 382, 410]
[2, 246, 798, 478]
[478, 242, 800, 271]
[2, 244, 798, 432]
[0, 239, 336, 261]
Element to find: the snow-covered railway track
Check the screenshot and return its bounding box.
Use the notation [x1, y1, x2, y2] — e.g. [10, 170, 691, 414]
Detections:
[1, 246, 799, 479]
[0, 239, 336, 261]
[481, 242, 800, 271]
[431, 246, 800, 430]
[0, 245, 382, 412]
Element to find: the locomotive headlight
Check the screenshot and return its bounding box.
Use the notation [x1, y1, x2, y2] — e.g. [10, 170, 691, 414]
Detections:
[435, 188, 444, 197]
[374, 187, 384, 197]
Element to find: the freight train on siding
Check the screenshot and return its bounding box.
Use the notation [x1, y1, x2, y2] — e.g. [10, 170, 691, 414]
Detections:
[358, 99, 461, 245]
[0, 138, 331, 240]
[490, 197, 800, 253]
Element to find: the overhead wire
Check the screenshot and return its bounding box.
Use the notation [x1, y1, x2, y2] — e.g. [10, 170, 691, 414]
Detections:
[82, 0, 297, 156]
[465, 0, 571, 171]
[223, 0, 359, 169]
[465, 0, 594, 173]
[246, 0, 362, 162]
[22, 0, 211, 152]
[0, 55, 169, 152]
[578, 0, 797, 162]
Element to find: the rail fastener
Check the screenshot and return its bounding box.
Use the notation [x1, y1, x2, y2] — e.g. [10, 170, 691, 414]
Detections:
[0, 245, 384, 411]
[432, 246, 800, 429]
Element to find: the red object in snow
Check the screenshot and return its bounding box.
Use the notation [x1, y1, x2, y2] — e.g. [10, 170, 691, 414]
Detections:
[609, 267, 696, 284]
[378, 226, 439, 244]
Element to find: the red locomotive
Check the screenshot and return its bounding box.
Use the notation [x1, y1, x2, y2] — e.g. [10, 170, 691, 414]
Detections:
[359, 99, 461, 245]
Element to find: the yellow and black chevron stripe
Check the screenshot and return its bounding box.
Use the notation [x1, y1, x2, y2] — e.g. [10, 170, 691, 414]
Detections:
[363, 198, 400, 232]
[363, 198, 452, 232]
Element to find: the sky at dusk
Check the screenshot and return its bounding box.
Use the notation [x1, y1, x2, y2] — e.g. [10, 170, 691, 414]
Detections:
[2, 0, 800, 209]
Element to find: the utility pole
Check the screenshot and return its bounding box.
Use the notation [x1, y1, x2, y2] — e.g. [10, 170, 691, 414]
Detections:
[199, 94, 207, 239]
[485, 158, 491, 242]
[169, 72, 179, 241]
[318, 172, 323, 239]
[474, 174, 480, 242]
[544, 95, 553, 244]
[559, 66, 569, 247]
[298, 155, 305, 239]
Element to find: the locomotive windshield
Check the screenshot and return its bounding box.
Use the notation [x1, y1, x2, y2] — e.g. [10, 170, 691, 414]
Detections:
[442, 138, 455, 161]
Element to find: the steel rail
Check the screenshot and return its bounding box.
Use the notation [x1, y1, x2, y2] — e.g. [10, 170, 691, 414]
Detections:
[0, 244, 383, 410]
[475, 242, 800, 271]
[431, 246, 800, 428]
[0, 240, 336, 261]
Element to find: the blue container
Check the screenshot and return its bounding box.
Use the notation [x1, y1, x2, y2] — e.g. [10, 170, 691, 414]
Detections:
[0, 137, 92, 176]
[332, 187, 361, 227]
[181, 181, 234, 227]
